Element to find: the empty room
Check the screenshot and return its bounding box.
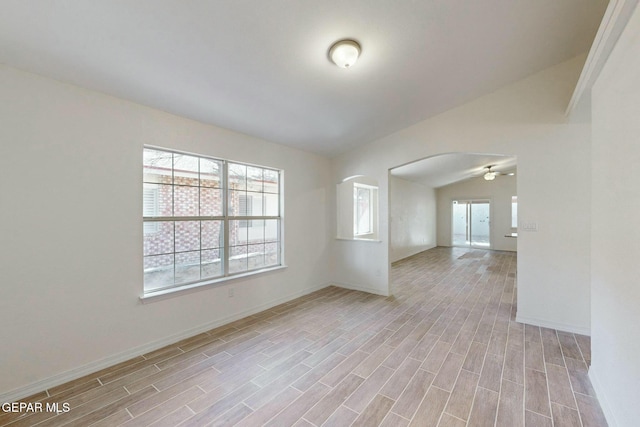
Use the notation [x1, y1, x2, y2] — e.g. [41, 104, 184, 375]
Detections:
[1, 1, 640, 426]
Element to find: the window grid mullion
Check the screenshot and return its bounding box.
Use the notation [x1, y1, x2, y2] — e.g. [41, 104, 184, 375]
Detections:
[223, 160, 230, 278]
[198, 159, 202, 282]
[172, 153, 177, 286]
[144, 216, 226, 221]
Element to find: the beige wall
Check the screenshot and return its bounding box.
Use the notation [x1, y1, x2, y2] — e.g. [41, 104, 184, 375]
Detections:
[0, 65, 333, 400]
[389, 176, 437, 263]
[590, 3, 640, 425]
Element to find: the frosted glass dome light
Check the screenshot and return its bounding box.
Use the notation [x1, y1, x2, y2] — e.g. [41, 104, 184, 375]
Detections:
[329, 40, 361, 68]
[484, 171, 496, 181]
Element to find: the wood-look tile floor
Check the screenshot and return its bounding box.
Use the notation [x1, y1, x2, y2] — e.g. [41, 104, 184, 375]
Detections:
[1, 247, 608, 426]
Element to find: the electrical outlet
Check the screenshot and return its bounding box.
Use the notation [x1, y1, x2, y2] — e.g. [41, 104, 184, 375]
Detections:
[228, 287, 234, 298]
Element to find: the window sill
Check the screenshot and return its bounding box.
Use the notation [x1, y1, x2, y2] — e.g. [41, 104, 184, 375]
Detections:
[140, 265, 287, 303]
[335, 237, 382, 243]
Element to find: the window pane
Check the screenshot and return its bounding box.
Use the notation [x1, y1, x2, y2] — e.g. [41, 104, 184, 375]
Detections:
[143, 221, 159, 235]
[200, 158, 222, 188]
[175, 251, 200, 284]
[264, 193, 279, 216]
[143, 186, 159, 218]
[144, 221, 174, 256]
[452, 201, 469, 246]
[173, 154, 199, 186]
[229, 245, 248, 274]
[247, 166, 263, 192]
[263, 169, 279, 193]
[511, 196, 518, 228]
[202, 249, 223, 278]
[265, 241, 280, 266]
[265, 219, 279, 242]
[248, 192, 264, 216]
[470, 202, 490, 246]
[174, 186, 199, 216]
[228, 190, 246, 216]
[239, 193, 252, 216]
[248, 243, 265, 269]
[144, 254, 174, 291]
[248, 219, 265, 244]
[200, 187, 223, 216]
[144, 183, 173, 217]
[228, 163, 247, 191]
[202, 220, 223, 250]
[354, 187, 371, 235]
[175, 221, 200, 253]
[230, 220, 248, 246]
[143, 149, 173, 184]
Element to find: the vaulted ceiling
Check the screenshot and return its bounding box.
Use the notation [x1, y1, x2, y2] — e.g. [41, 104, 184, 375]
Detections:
[391, 153, 517, 188]
[0, 0, 608, 157]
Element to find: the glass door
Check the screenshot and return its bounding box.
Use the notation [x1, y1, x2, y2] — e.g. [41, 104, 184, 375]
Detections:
[452, 200, 491, 248]
[470, 201, 490, 247]
[452, 201, 470, 247]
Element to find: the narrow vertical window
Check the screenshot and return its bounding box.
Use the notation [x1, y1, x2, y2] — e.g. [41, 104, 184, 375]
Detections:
[511, 196, 518, 228]
[354, 184, 373, 236]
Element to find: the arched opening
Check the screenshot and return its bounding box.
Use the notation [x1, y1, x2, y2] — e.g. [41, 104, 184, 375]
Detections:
[388, 152, 517, 293]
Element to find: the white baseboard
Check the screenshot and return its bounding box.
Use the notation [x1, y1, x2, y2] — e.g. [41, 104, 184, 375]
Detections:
[515, 313, 591, 336]
[0, 282, 331, 403]
[390, 244, 437, 264]
[332, 282, 389, 297]
[589, 365, 618, 427]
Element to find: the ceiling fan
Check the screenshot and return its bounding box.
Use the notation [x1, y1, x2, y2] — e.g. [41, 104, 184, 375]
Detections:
[481, 165, 515, 181]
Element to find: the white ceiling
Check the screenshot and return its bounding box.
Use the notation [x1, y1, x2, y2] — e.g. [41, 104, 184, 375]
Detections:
[391, 153, 517, 188]
[0, 1, 607, 157]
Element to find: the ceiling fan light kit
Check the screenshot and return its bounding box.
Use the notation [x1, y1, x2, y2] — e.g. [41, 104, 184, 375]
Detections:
[481, 165, 515, 181]
[484, 165, 497, 181]
[484, 171, 496, 181]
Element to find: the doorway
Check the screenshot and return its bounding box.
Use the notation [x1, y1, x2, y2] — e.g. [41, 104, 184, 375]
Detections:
[452, 199, 491, 248]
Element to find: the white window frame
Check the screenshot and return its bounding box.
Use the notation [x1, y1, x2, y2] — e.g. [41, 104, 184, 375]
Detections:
[353, 183, 374, 237]
[142, 146, 283, 298]
[511, 196, 518, 229]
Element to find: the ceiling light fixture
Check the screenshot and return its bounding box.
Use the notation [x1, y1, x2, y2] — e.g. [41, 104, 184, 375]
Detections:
[329, 39, 361, 69]
[484, 166, 497, 181]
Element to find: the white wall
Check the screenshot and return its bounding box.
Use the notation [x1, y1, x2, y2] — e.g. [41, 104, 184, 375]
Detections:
[590, 4, 640, 426]
[0, 65, 333, 400]
[389, 176, 436, 262]
[331, 54, 592, 334]
[436, 174, 517, 252]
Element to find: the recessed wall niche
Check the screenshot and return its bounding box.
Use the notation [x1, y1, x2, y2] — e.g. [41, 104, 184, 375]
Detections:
[336, 175, 379, 241]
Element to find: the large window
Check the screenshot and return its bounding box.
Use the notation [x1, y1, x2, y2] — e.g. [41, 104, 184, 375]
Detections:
[143, 147, 282, 294]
